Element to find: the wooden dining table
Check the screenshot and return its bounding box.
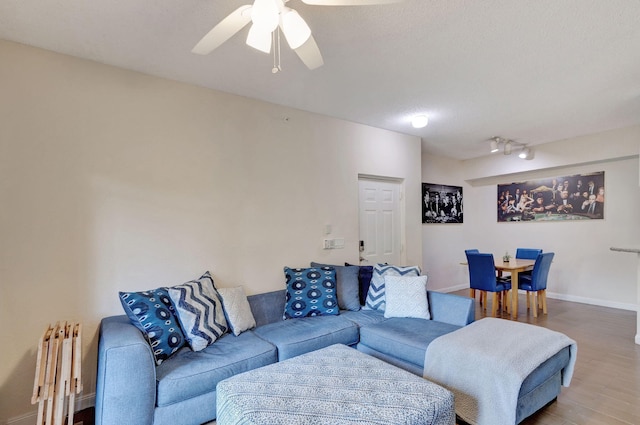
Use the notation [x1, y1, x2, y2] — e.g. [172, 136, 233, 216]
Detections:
[462, 257, 536, 319]
[494, 258, 536, 319]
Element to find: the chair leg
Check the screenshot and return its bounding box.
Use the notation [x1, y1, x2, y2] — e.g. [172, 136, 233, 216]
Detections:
[526, 292, 531, 310]
[501, 291, 509, 313]
[541, 290, 547, 315]
[491, 292, 499, 317]
[470, 289, 476, 300]
[532, 292, 538, 318]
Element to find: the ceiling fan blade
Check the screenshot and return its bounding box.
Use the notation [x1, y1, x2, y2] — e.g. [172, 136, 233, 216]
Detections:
[280, 8, 311, 49]
[192, 5, 252, 55]
[300, 0, 402, 5]
[294, 35, 324, 70]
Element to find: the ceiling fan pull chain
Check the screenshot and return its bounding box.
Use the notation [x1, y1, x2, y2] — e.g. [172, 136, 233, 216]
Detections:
[272, 27, 282, 73]
[277, 27, 282, 72]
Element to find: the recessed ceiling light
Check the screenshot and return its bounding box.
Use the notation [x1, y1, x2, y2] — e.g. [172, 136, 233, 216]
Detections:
[411, 115, 429, 129]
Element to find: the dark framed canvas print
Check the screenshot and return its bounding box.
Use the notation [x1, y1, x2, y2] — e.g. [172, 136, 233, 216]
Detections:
[422, 183, 463, 223]
[497, 171, 604, 222]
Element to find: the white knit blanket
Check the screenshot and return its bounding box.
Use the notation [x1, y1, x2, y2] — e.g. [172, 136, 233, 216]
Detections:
[423, 318, 577, 425]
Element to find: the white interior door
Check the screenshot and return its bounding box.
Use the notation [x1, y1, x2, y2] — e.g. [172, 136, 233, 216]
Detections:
[358, 177, 403, 266]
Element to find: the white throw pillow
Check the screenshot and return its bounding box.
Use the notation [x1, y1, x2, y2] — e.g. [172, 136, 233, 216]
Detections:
[383, 275, 430, 320]
[218, 286, 256, 336]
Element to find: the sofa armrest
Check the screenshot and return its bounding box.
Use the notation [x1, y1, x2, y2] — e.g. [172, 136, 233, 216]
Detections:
[95, 315, 156, 425]
[427, 291, 475, 327]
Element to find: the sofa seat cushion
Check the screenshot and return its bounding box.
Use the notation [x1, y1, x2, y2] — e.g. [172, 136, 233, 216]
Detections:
[253, 315, 359, 361]
[155, 331, 276, 407]
[339, 309, 388, 327]
[359, 318, 460, 368]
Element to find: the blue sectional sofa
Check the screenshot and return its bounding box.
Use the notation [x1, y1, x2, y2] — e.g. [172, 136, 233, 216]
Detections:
[95, 289, 474, 425]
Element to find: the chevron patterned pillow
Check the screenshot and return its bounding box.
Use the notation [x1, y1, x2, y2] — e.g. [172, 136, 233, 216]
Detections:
[168, 271, 228, 351]
[363, 264, 421, 311]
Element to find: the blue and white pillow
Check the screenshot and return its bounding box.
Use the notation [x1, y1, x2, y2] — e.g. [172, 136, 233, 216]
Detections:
[283, 267, 339, 319]
[363, 264, 422, 311]
[119, 288, 185, 365]
[168, 271, 228, 351]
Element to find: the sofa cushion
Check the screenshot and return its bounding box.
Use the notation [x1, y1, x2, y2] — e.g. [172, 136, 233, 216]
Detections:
[311, 262, 361, 311]
[253, 315, 359, 360]
[155, 331, 276, 407]
[339, 309, 388, 328]
[218, 286, 256, 336]
[359, 318, 461, 368]
[119, 288, 186, 365]
[283, 267, 339, 319]
[384, 275, 430, 320]
[168, 271, 228, 351]
[363, 264, 421, 311]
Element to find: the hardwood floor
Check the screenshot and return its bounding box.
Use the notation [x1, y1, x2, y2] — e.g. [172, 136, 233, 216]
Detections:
[454, 289, 640, 425]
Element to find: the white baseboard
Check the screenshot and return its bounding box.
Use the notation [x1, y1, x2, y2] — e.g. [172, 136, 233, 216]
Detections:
[7, 393, 95, 425]
[437, 283, 469, 293]
[546, 291, 638, 311]
[437, 285, 638, 312]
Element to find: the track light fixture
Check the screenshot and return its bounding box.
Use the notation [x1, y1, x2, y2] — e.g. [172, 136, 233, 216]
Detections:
[489, 136, 533, 159]
[490, 138, 500, 153]
[503, 140, 512, 155]
[518, 147, 531, 159]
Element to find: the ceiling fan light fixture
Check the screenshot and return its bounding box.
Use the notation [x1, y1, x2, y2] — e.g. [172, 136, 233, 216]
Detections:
[281, 8, 312, 49]
[246, 24, 272, 53]
[411, 114, 429, 129]
[250, 0, 280, 32]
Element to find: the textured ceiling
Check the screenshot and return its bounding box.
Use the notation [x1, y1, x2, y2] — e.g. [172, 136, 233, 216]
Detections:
[1, 0, 639, 159]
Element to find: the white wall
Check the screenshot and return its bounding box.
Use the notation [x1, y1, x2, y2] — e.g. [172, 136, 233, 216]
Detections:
[423, 126, 640, 311]
[0, 40, 422, 423]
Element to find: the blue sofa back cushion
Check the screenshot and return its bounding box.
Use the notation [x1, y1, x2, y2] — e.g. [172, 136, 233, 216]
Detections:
[311, 262, 361, 311]
[119, 288, 186, 365]
[283, 267, 339, 319]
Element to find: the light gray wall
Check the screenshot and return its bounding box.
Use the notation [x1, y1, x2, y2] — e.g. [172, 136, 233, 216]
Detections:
[422, 126, 640, 311]
[0, 40, 422, 422]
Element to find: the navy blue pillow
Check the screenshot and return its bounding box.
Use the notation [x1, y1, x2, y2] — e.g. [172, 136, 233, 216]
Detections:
[120, 288, 186, 365]
[345, 263, 374, 306]
[283, 267, 339, 319]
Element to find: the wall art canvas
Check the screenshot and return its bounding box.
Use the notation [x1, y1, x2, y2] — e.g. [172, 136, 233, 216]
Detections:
[497, 171, 604, 222]
[422, 183, 463, 223]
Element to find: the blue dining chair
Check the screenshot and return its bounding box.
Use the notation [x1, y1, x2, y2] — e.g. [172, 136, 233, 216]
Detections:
[515, 248, 542, 278]
[466, 253, 512, 317]
[464, 249, 482, 304]
[517, 252, 554, 317]
[516, 248, 543, 260]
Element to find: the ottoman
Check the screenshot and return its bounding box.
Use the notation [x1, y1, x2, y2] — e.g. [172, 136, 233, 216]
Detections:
[216, 344, 455, 425]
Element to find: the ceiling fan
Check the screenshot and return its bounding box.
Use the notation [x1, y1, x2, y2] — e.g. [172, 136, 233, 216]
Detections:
[192, 0, 402, 71]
